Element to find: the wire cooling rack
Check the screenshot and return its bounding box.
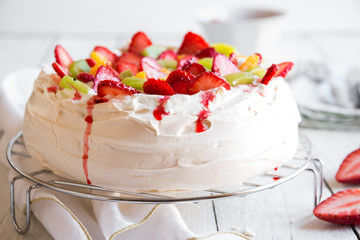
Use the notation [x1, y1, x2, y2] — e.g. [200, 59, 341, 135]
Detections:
[7, 131, 323, 234]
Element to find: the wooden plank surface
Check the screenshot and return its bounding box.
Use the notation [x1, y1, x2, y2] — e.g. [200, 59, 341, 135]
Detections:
[0, 32, 360, 240]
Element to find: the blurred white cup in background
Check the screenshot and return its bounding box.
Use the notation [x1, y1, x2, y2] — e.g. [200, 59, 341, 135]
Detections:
[197, 6, 286, 55]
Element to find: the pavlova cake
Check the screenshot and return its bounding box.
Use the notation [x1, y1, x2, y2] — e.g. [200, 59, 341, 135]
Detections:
[23, 31, 300, 192]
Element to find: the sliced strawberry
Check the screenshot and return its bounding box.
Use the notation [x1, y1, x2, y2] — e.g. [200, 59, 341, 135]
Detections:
[336, 148, 360, 184]
[177, 56, 198, 70]
[261, 64, 279, 85]
[116, 62, 139, 76]
[85, 58, 96, 67]
[143, 78, 175, 95]
[274, 62, 294, 78]
[187, 72, 230, 95]
[195, 47, 216, 59]
[93, 66, 120, 92]
[212, 53, 239, 76]
[313, 188, 360, 225]
[116, 52, 142, 66]
[52, 62, 68, 78]
[54, 45, 73, 68]
[114, 52, 142, 75]
[93, 46, 118, 63]
[97, 80, 139, 97]
[129, 31, 152, 55]
[183, 62, 206, 76]
[140, 57, 166, 79]
[229, 52, 238, 66]
[76, 72, 95, 83]
[178, 32, 209, 55]
[255, 53, 262, 64]
[157, 50, 177, 60]
[166, 70, 195, 94]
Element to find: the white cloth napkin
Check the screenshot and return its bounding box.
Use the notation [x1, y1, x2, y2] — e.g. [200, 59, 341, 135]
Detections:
[0, 68, 252, 240]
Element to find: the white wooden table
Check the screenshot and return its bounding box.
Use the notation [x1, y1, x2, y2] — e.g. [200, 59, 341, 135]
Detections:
[0, 32, 360, 240]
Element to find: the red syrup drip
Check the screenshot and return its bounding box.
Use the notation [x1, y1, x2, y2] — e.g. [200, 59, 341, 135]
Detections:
[196, 109, 210, 133]
[47, 85, 59, 93]
[73, 89, 82, 100]
[82, 96, 108, 185]
[201, 91, 216, 108]
[153, 96, 170, 121]
[273, 177, 280, 181]
[274, 167, 278, 171]
[195, 91, 216, 133]
[257, 91, 265, 97]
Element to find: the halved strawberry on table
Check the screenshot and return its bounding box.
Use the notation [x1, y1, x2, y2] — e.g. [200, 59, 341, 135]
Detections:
[97, 80, 139, 97]
[143, 78, 175, 95]
[187, 72, 230, 95]
[313, 188, 360, 225]
[178, 32, 210, 55]
[166, 70, 195, 94]
[129, 31, 152, 55]
[336, 148, 360, 184]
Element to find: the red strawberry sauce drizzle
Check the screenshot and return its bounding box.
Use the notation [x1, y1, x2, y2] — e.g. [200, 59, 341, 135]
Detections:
[82, 96, 108, 184]
[47, 85, 59, 93]
[196, 91, 216, 133]
[73, 89, 82, 100]
[153, 96, 170, 121]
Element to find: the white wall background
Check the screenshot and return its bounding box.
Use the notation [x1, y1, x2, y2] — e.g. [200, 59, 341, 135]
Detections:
[0, 0, 359, 35]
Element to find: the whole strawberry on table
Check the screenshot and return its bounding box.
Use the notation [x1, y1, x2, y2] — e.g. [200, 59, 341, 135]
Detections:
[51, 31, 294, 98]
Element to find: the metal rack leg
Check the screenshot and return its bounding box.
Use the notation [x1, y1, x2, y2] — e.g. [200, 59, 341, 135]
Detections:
[313, 158, 323, 204]
[10, 176, 40, 234]
[305, 158, 324, 208]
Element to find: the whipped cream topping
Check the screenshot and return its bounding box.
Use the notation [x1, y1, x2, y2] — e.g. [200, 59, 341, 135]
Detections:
[23, 65, 301, 191]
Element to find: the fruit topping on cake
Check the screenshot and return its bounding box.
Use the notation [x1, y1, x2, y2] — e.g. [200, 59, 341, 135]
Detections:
[166, 70, 195, 94]
[212, 53, 239, 76]
[140, 57, 166, 79]
[97, 80, 139, 97]
[143, 78, 175, 95]
[129, 31, 153, 55]
[93, 46, 117, 64]
[187, 72, 230, 95]
[49, 31, 294, 130]
[177, 32, 210, 55]
[275, 62, 294, 78]
[54, 44, 73, 68]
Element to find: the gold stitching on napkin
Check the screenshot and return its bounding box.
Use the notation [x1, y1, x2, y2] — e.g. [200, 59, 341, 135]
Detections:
[108, 204, 161, 240]
[22, 197, 93, 240]
[187, 231, 252, 240]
